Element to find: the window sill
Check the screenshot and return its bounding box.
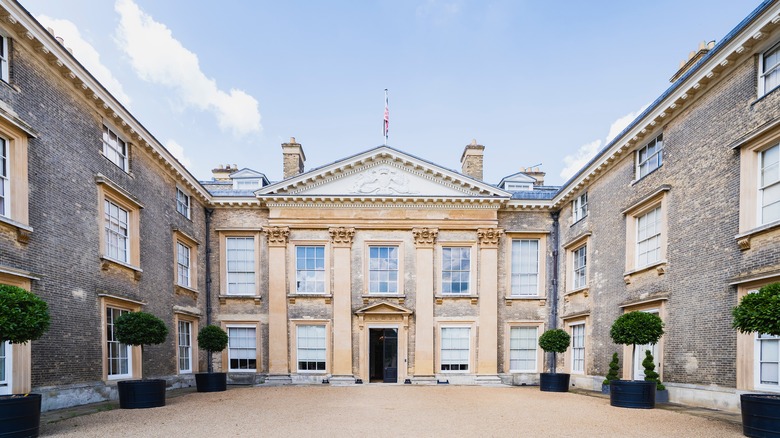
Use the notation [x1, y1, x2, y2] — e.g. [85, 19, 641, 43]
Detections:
[435, 294, 478, 305]
[630, 166, 662, 186]
[288, 293, 332, 304]
[175, 284, 199, 300]
[504, 296, 546, 306]
[361, 294, 406, 305]
[100, 256, 142, 280]
[571, 216, 587, 227]
[751, 84, 780, 107]
[218, 294, 262, 304]
[0, 215, 33, 243]
[564, 287, 589, 299]
[735, 219, 780, 250]
[623, 260, 667, 284]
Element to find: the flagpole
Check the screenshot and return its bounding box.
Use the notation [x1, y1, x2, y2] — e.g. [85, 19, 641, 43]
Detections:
[383, 89, 389, 145]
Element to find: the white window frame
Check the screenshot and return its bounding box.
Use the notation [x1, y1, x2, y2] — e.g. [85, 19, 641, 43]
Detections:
[104, 199, 129, 264]
[102, 125, 128, 171]
[227, 325, 257, 372]
[226, 236, 255, 295]
[176, 188, 191, 219]
[636, 133, 663, 179]
[296, 324, 327, 372]
[756, 332, 780, 389]
[177, 242, 191, 287]
[368, 245, 399, 294]
[0, 35, 8, 83]
[440, 326, 471, 373]
[234, 179, 261, 190]
[0, 137, 8, 218]
[510, 239, 540, 297]
[107, 307, 132, 379]
[509, 326, 538, 373]
[636, 206, 662, 268]
[570, 323, 585, 374]
[295, 245, 326, 294]
[760, 144, 780, 225]
[760, 41, 780, 97]
[573, 244, 587, 290]
[0, 341, 11, 395]
[572, 192, 588, 222]
[178, 320, 192, 374]
[441, 246, 471, 295]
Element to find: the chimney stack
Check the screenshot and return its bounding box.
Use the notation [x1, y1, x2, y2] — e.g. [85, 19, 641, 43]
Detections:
[211, 163, 238, 181]
[670, 40, 715, 83]
[282, 137, 306, 179]
[521, 166, 545, 186]
[460, 139, 485, 180]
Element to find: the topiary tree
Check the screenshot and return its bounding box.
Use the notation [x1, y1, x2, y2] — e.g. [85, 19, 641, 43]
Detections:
[603, 352, 620, 385]
[0, 284, 51, 346]
[115, 312, 168, 379]
[609, 311, 664, 380]
[538, 328, 571, 374]
[733, 282, 780, 337]
[198, 325, 228, 373]
[642, 350, 665, 390]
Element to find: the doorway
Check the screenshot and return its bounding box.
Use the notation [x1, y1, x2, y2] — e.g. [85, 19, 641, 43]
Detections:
[369, 328, 398, 383]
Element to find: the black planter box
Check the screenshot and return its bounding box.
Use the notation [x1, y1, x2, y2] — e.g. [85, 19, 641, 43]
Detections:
[539, 373, 570, 392]
[609, 380, 655, 409]
[741, 393, 780, 438]
[0, 393, 42, 438]
[195, 372, 227, 392]
[117, 379, 166, 409]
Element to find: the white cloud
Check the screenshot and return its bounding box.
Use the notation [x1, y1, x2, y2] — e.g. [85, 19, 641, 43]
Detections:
[165, 139, 192, 168]
[560, 139, 601, 181]
[37, 15, 131, 106]
[559, 104, 651, 180]
[605, 104, 650, 145]
[114, 0, 261, 137]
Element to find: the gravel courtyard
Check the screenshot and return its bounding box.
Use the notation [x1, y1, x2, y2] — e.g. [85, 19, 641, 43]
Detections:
[40, 385, 742, 437]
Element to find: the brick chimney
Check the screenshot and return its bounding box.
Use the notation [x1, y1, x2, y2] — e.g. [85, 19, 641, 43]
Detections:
[522, 166, 545, 186]
[282, 137, 306, 179]
[670, 40, 715, 83]
[211, 164, 238, 181]
[460, 139, 485, 180]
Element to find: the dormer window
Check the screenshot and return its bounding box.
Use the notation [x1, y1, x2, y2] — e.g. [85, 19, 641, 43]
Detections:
[234, 179, 261, 190]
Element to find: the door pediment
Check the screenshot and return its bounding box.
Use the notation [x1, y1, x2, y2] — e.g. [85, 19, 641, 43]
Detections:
[355, 301, 413, 316]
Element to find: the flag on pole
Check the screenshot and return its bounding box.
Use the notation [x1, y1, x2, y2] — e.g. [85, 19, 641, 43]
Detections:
[383, 89, 389, 145]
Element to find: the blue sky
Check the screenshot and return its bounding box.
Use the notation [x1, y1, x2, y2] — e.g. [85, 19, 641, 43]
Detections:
[23, 0, 760, 185]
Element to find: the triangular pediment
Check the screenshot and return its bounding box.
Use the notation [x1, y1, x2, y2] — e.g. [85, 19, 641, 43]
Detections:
[355, 301, 413, 315]
[230, 168, 266, 179]
[257, 146, 510, 198]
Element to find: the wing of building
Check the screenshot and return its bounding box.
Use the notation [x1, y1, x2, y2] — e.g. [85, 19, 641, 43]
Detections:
[0, 0, 779, 413]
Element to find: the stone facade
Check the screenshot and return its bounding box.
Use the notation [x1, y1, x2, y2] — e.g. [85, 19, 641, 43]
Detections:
[1, 0, 780, 415]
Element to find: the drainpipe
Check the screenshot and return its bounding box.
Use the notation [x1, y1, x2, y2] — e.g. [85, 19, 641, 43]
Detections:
[549, 211, 560, 374]
[204, 207, 214, 373]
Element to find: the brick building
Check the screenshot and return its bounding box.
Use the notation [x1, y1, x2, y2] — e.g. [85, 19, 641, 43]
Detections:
[0, 0, 779, 413]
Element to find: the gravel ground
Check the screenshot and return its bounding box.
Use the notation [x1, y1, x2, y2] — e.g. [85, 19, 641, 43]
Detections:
[40, 385, 743, 437]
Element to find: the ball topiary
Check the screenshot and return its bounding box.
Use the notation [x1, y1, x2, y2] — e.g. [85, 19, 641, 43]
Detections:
[610, 311, 664, 380]
[538, 328, 571, 374]
[0, 284, 50, 345]
[198, 325, 228, 372]
[115, 311, 168, 379]
[733, 282, 780, 337]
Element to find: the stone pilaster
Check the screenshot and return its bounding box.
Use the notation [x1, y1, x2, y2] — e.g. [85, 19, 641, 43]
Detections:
[329, 227, 355, 380]
[476, 228, 503, 383]
[265, 226, 291, 381]
[412, 227, 438, 382]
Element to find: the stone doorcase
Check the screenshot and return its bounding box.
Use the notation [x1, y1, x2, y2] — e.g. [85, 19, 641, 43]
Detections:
[356, 302, 412, 383]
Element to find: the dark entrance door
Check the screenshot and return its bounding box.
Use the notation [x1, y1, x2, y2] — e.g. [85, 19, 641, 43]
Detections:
[369, 328, 398, 383]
